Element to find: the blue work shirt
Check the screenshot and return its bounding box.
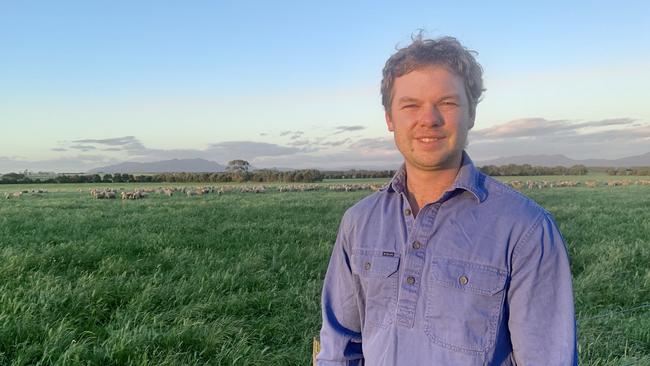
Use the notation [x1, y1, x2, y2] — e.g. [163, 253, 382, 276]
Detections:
[317, 152, 577, 365]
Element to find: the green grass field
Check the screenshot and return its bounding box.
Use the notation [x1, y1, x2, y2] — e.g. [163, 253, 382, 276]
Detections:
[0, 184, 648, 365]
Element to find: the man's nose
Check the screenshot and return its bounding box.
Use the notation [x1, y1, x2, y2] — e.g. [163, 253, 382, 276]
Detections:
[417, 105, 443, 126]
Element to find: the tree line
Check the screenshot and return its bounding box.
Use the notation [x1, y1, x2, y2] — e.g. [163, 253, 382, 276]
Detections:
[0, 170, 325, 184]
[4, 163, 650, 185]
[605, 167, 650, 176]
[478, 164, 589, 176]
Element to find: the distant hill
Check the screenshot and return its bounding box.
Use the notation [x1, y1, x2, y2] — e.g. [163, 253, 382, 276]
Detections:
[476, 152, 650, 168]
[88, 158, 227, 173]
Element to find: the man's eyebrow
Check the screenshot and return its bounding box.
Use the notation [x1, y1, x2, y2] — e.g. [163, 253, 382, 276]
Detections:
[437, 94, 462, 101]
[397, 97, 421, 104]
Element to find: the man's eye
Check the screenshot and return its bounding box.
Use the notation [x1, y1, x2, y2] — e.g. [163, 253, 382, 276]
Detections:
[402, 104, 417, 109]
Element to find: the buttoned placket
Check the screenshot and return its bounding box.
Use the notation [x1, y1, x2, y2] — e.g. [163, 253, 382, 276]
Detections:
[396, 193, 442, 328]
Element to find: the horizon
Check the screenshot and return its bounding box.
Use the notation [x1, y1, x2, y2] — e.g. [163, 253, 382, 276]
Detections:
[5, 151, 650, 176]
[2, 1, 649, 173]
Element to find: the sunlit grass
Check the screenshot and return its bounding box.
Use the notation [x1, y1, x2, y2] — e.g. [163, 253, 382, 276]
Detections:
[0, 186, 648, 365]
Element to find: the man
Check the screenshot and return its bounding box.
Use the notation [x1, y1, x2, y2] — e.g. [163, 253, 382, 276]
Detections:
[317, 35, 577, 365]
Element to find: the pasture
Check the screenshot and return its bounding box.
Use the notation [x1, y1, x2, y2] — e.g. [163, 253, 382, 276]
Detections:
[0, 180, 648, 365]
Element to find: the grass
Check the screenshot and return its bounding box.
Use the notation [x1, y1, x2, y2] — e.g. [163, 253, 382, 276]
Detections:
[0, 185, 648, 365]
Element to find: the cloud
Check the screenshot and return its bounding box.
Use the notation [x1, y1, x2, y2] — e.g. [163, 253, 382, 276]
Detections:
[468, 117, 650, 160]
[350, 137, 394, 151]
[69, 145, 97, 152]
[27, 115, 648, 173]
[66, 136, 146, 153]
[207, 141, 303, 161]
[471, 117, 637, 140]
[334, 125, 366, 134]
[319, 138, 351, 147]
[72, 136, 140, 146]
[278, 130, 305, 140]
[553, 124, 650, 144]
[287, 139, 310, 147]
[289, 131, 304, 140]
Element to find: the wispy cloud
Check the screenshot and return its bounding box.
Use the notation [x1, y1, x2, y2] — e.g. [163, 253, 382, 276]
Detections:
[68, 136, 146, 152]
[69, 145, 97, 152]
[471, 117, 637, 140]
[207, 141, 303, 160]
[350, 137, 394, 151]
[319, 138, 351, 147]
[278, 130, 305, 140]
[334, 125, 366, 134]
[12, 115, 646, 173]
[72, 136, 140, 146]
[287, 139, 310, 147]
[468, 117, 650, 160]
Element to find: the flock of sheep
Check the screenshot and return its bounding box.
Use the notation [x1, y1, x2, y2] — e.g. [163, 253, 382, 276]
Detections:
[3, 179, 650, 200]
[507, 179, 650, 190]
[3, 189, 47, 199]
[87, 183, 384, 200]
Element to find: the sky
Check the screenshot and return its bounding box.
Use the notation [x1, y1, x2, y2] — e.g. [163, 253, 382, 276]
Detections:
[1, 0, 649, 173]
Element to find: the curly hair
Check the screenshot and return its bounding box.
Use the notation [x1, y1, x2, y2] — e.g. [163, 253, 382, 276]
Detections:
[381, 33, 485, 116]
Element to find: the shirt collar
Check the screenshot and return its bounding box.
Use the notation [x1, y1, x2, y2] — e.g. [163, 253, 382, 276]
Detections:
[385, 151, 487, 203]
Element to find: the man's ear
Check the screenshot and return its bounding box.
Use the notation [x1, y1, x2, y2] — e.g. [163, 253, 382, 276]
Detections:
[385, 111, 394, 132]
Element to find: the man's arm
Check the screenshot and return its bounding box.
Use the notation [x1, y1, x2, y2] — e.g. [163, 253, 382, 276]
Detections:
[317, 213, 364, 366]
[508, 212, 578, 365]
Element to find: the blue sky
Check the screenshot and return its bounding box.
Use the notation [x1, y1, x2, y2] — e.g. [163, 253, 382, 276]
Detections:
[1, 0, 649, 172]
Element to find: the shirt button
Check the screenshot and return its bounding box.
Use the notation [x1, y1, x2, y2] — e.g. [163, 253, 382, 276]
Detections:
[412, 241, 421, 249]
[364, 262, 371, 270]
[459, 275, 469, 285]
[404, 208, 412, 216]
[406, 276, 416, 285]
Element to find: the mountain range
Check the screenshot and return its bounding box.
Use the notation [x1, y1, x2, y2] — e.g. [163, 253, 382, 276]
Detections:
[86, 152, 650, 173]
[87, 159, 227, 173]
[475, 152, 650, 167]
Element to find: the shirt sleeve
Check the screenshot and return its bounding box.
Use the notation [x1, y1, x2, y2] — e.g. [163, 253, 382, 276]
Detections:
[317, 212, 364, 366]
[507, 212, 578, 366]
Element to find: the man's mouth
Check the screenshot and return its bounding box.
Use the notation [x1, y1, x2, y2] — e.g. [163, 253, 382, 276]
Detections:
[417, 137, 445, 142]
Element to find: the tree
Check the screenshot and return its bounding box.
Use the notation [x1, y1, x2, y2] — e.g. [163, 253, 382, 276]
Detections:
[227, 159, 251, 173]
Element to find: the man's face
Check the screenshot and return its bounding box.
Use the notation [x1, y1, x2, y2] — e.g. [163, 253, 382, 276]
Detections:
[385, 65, 475, 173]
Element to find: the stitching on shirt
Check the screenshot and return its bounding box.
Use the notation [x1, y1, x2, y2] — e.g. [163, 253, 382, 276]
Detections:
[511, 210, 546, 261]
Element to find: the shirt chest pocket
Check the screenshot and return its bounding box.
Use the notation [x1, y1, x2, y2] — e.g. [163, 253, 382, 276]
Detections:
[350, 252, 400, 329]
[424, 258, 507, 354]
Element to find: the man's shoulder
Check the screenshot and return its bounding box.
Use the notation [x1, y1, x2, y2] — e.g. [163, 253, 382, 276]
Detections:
[480, 173, 551, 222]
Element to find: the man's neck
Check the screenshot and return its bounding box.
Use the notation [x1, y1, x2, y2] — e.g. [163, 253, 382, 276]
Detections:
[404, 162, 461, 217]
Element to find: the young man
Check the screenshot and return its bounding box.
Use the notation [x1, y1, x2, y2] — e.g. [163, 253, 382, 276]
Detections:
[317, 35, 578, 365]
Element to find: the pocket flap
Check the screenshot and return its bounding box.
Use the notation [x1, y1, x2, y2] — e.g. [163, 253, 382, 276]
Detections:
[431, 258, 507, 295]
[351, 253, 400, 278]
